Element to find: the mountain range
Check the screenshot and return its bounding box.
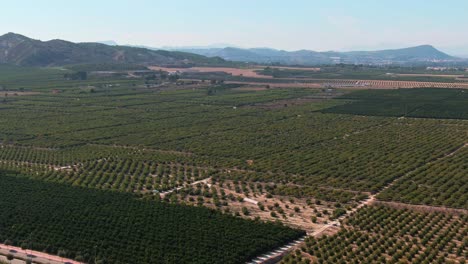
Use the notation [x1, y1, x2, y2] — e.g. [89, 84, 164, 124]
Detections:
[0, 33, 465, 67]
[0, 33, 224, 67]
[172, 45, 459, 65]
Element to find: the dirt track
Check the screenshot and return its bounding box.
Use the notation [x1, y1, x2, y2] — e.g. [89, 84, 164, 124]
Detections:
[0, 91, 40, 97]
[0, 244, 82, 264]
[373, 201, 467, 215]
[159, 177, 211, 198]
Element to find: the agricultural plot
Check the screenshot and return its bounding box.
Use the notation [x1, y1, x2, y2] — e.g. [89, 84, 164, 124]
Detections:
[0, 173, 304, 264]
[319, 79, 468, 89]
[0, 77, 466, 195]
[160, 178, 366, 233]
[323, 88, 468, 119]
[1, 66, 468, 263]
[56, 159, 213, 193]
[0, 144, 193, 166]
[257, 65, 468, 82]
[378, 145, 468, 209]
[218, 118, 467, 192]
[283, 205, 467, 264]
[2, 99, 465, 194]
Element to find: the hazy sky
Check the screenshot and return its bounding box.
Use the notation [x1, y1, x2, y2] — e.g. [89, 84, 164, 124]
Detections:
[2, 0, 467, 55]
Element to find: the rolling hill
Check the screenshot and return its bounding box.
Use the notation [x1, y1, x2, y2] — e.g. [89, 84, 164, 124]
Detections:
[0, 33, 462, 67]
[0, 33, 225, 67]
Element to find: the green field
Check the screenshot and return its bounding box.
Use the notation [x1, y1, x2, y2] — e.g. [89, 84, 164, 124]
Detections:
[322, 88, 468, 120]
[0, 172, 304, 264]
[284, 205, 467, 264]
[0, 65, 467, 263]
[378, 145, 468, 209]
[258, 65, 468, 83]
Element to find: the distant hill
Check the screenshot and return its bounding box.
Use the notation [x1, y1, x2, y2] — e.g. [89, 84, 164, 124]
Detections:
[1, 33, 462, 67]
[97, 40, 119, 46]
[0, 33, 225, 67]
[175, 45, 459, 65]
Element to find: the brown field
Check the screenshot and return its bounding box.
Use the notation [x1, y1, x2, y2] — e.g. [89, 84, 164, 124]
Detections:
[149, 66, 270, 78]
[0, 91, 40, 97]
[173, 179, 361, 234]
[268, 66, 321, 71]
[149, 66, 321, 78]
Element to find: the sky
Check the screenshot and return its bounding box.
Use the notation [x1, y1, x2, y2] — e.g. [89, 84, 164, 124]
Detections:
[1, 0, 468, 55]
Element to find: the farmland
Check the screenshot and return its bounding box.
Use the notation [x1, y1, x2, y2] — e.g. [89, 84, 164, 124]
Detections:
[323, 88, 468, 120]
[378, 144, 468, 209]
[258, 65, 468, 82]
[0, 172, 304, 264]
[283, 205, 467, 264]
[0, 65, 467, 263]
[148, 65, 468, 89]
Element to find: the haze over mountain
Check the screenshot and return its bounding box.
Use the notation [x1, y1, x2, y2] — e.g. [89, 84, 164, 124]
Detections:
[0, 33, 464, 67]
[172, 45, 459, 65]
[97, 40, 119, 46]
[0, 33, 224, 67]
[98, 40, 461, 66]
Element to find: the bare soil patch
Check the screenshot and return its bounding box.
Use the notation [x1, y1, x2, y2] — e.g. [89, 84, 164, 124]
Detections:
[269, 66, 321, 72]
[0, 91, 40, 97]
[149, 66, 270, 78]
[172, 180, 357, 234]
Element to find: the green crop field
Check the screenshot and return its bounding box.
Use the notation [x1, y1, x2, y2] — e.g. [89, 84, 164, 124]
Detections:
[0, 65, 467, 263]
[378, 145, 468, 209]
[283, 205, 467, 264]
[322, 88, 468, 120]
[257, 65, 468, 83]
[0, 172, 304, 264]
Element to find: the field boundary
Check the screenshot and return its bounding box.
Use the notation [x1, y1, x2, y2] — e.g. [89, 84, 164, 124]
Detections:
[247, 235, 306, 264]
[374, 201, 467, 215]
[248, 141, 467, 263]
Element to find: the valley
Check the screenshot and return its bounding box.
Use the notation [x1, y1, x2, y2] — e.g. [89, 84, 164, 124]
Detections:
[0, 62, 466, 263]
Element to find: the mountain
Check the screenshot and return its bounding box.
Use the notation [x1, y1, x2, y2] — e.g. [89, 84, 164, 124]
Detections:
[174, 45, 459, 65]
[160, 43, 237, 50]
[0, 33, 461, 67]
[337, 45, 454, 62]
[98, 40, 119, 46]
[0, 33, 225, 67]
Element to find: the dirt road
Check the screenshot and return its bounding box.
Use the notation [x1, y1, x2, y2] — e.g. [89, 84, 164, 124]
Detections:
[247, 236, 307, 264]
[0, 244, 82, 264]
[159, 177, 211, 198]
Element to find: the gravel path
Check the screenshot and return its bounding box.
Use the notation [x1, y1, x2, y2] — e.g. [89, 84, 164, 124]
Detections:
[0, 244, 82, 264]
